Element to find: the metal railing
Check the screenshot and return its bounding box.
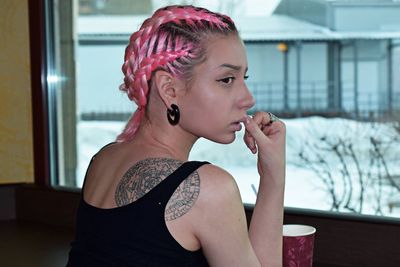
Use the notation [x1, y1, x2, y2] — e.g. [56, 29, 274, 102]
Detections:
[247, 80, 400, 119]
[80, 80, 400, 121]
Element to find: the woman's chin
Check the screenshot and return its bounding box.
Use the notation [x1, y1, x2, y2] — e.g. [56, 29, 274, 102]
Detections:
[210, 132, 236, 144]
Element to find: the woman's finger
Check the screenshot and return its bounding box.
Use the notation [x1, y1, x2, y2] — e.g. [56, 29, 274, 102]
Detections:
[243, 126, 257, 154]
[244, 116, 268, 147]
[252, 111, 277, 129]
[244, 112, 282, 154]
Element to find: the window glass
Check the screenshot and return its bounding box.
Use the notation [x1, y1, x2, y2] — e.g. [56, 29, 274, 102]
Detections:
[47, 0, 400, 218]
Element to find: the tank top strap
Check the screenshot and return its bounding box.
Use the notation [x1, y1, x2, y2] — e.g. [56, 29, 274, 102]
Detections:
[155, 161, 210, 207]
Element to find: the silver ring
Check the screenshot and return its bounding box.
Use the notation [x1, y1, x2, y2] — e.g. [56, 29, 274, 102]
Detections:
[267, 112, 279, 125]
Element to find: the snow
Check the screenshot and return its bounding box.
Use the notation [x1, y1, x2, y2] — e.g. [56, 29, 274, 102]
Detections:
[76, 116, 400, 218]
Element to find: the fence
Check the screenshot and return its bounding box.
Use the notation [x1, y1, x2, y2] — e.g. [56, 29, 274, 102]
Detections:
[247, 80, 400, 119]
[80, 80, 400, 121]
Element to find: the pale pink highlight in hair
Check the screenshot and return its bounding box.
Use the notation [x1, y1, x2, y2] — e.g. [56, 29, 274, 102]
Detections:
[117, 5, 237, 142]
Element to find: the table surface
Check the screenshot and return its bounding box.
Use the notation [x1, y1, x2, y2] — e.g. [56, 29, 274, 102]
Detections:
[0, 220, 350, 267]
[0, 220, 73, 267]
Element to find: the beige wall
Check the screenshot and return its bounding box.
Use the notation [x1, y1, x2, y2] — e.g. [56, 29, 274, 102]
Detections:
[0, 0, 34, 184]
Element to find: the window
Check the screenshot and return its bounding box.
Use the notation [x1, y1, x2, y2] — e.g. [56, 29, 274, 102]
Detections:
[46, 0, 400, 218]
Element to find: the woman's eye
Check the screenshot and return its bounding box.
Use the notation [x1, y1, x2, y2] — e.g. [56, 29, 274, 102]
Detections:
[218, 77, 235, 84]
[244, 75, 249, 80]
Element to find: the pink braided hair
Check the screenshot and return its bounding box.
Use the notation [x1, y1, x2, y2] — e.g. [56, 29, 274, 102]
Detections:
[117, 5, 237, 142]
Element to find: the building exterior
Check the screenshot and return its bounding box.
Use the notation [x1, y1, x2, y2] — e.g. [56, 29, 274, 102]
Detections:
[241, 0, 400, 117]
[75, 0, 400, 119]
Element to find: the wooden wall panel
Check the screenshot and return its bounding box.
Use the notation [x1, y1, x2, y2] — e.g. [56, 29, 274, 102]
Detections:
[0, 0, 34, 184]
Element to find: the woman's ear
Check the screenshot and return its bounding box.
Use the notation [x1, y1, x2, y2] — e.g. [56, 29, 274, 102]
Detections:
[153, 70, 177, 108]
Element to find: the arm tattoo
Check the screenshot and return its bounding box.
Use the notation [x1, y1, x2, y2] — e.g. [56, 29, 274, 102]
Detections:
[115, 158, 201, 221]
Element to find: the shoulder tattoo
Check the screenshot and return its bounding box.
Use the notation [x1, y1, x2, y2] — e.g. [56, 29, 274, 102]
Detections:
[115, 158, 201, 221]
[115, 158, 182, 206]
[165, 169, 200, 221]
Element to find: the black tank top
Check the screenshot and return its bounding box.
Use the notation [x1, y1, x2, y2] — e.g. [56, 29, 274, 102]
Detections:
[67, 160, 210, 267]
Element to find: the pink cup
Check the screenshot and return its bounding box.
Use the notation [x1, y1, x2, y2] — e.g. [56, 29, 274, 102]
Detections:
[283, 224, 316, 267]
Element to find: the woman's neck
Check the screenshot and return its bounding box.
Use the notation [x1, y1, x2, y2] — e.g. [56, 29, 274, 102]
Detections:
[132, 120, 198, 161]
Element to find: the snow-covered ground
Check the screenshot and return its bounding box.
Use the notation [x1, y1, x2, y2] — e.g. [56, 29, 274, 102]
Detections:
[75, 117, 400, 218]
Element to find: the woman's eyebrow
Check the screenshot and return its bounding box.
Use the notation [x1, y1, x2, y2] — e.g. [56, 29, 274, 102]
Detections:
[219, 64, 248, 72]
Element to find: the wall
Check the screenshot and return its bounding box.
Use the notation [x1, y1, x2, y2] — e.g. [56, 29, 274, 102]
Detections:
[333, 4, 400, 31]
[246, 43, 328, 110]
[0, 0, 34, 184]
[274, 0, 328, 27]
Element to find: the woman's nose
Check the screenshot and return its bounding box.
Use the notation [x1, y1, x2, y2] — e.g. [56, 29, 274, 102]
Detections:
[239, 84, 255, 110]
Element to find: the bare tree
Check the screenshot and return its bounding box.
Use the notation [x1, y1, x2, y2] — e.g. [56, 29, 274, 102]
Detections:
[294, 118, 400, 215]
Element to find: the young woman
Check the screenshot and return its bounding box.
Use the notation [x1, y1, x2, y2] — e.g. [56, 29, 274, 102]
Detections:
[67, 5, 285, 267]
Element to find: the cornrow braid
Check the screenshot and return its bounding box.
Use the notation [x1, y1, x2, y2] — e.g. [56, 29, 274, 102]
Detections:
[117, 5, 237, 142]
[129, 50, 193, 107]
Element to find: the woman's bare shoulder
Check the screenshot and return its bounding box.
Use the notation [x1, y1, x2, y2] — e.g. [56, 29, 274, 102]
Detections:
[82, 142, 130, 205]
[195, 163, 242, 206]
[89, 142, 139, 172]
[197, 163, 234, 181]
[91, 141, 122, 162]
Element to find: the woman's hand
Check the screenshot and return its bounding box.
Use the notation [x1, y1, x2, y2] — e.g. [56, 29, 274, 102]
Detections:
[243, 111, 286, 183]
[244, 112, 286, 267]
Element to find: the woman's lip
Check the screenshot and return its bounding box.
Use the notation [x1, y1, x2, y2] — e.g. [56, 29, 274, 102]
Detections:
[231, 122, 243, 131]
[232, 117, 247, 125]
[237, 116, 248, 124]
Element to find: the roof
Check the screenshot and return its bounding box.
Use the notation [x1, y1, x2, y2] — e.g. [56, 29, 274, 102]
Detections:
[235, 15, 400, 41]
[78, 14, 400, 42]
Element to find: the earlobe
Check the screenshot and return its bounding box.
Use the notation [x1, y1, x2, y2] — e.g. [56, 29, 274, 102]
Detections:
[154, 70, 176, 107]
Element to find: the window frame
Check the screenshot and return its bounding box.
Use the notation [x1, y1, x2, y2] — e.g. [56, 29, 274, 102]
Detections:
[30, 0, 400, 224]
[26, 0, 400, 266]
[29, 0, 50, 187]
